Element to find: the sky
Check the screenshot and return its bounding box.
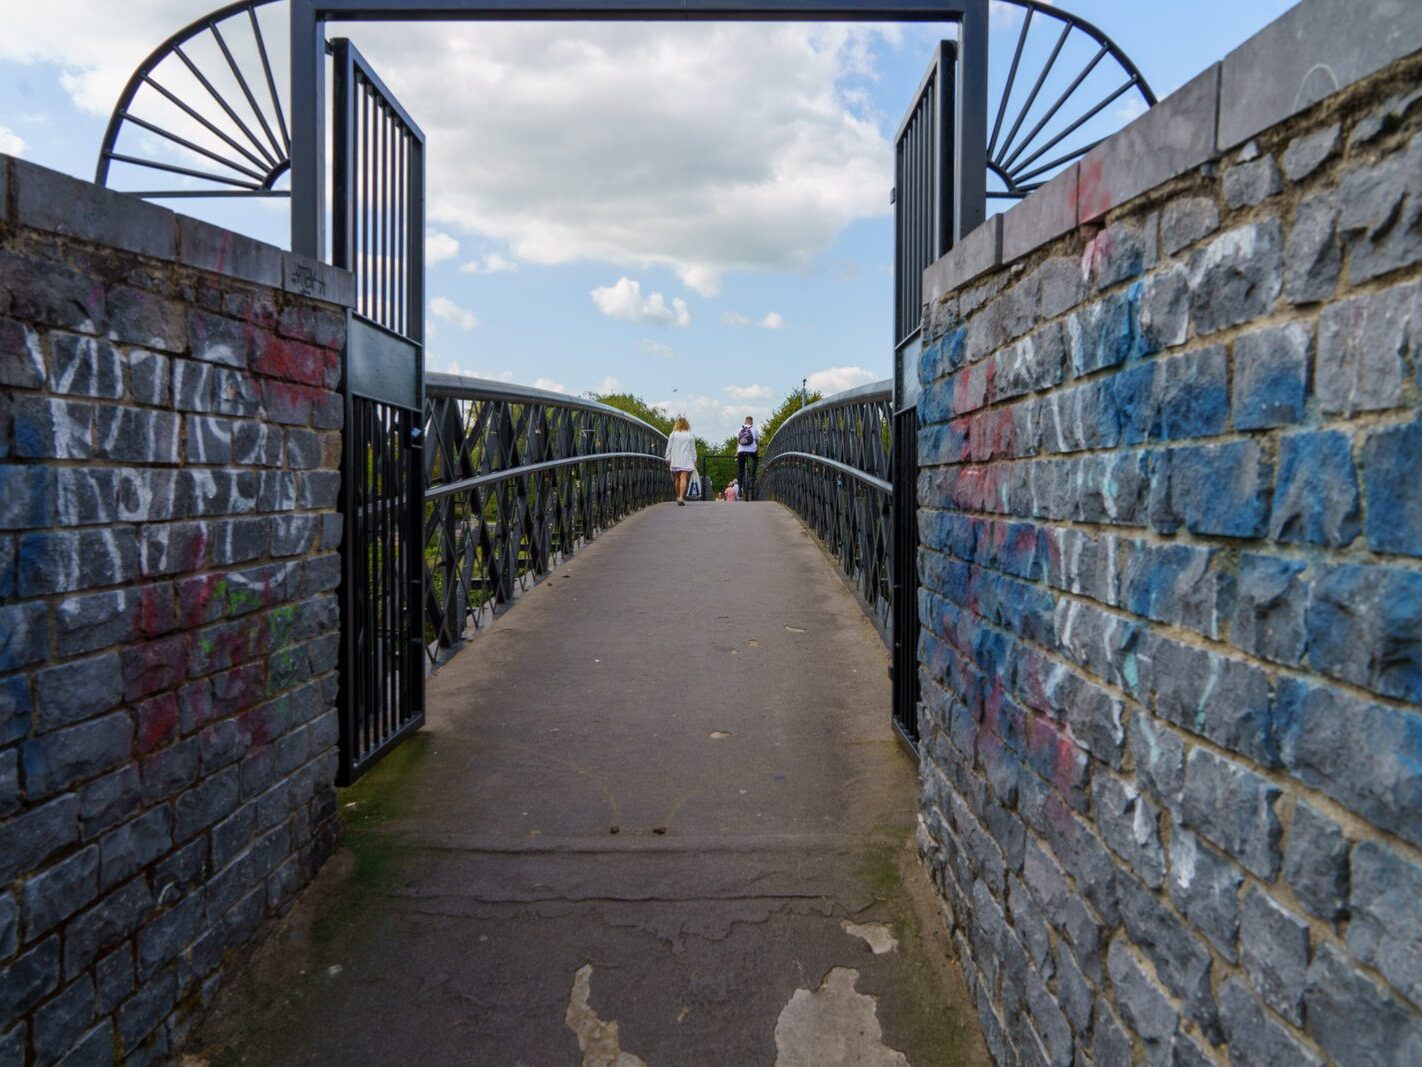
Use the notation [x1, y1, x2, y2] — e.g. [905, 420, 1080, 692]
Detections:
[0, 0, 1293, 442]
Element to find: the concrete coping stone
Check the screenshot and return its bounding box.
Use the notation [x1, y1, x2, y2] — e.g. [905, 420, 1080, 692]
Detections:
[922, 0, 1422, 296]
[924, 214, 1001, 309]
[3, 153, 354, 309]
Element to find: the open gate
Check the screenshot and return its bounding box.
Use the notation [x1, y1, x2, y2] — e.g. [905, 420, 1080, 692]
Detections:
[331, 39, 427, 784]
[890, 42, 955, 750]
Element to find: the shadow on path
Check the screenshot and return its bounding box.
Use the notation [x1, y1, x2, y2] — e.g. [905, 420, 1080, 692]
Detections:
[188, 502, 989, 1065]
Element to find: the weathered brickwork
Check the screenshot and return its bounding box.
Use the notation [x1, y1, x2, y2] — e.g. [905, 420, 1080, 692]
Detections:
[915, 48, 1422, 1067]
[0, 159, 349, 1064]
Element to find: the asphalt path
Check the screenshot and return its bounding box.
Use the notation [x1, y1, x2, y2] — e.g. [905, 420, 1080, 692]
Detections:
[189, 501, 988, 1066]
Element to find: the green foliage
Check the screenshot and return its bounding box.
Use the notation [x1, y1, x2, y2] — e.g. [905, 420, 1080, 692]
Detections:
[761, 388, 822, 445]
[592, 391, 674, 436]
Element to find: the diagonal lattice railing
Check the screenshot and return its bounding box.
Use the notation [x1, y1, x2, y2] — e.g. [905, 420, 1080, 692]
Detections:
[422, 373, 671, 664]
[761, 381, 895, 633]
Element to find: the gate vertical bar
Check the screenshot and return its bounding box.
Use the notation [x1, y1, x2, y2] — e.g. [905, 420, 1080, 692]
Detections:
[954, 0, 989, 242]
[289, 0, 324, 258]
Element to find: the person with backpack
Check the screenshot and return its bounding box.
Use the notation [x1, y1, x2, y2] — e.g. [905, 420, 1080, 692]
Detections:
[735, 416, 759, 501]
[664, 416, 698, 506]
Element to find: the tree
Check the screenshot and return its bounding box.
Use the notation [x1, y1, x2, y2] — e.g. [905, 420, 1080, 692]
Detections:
[760, 388, 822, 446]
[591, 391, 673, 436]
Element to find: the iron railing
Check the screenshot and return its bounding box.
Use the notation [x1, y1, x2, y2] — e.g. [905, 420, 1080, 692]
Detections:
[422, 373, 671, 663]
[762, 381, 894, 633]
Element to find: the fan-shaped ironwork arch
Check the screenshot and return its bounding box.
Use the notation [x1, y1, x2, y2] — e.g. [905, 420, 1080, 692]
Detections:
[95, 0, 1154, 211]
[95, 0, 290, 198]
[986, 0, 1156, 201]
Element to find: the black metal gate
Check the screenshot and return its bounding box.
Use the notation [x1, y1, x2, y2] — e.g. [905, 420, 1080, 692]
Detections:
[332, 38, 427, 784]
[889, 43, 955, 751]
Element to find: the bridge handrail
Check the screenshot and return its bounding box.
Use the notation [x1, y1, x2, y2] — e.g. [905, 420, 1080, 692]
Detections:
[761, 379, 895, 632]
[422, 372, 671, 663]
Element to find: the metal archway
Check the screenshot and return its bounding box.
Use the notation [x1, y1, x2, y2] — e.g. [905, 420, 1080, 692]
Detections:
[95, 0, 1154, 241]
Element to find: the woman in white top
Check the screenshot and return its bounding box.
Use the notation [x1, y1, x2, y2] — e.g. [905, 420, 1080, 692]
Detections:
[664, 416, 698, 506]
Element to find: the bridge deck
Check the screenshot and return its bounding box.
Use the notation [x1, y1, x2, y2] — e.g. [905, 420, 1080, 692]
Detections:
[190, 501, 987, 1065]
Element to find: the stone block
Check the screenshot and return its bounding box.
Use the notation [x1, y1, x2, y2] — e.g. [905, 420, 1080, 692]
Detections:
[1167, 830, 1244, 962]
[1187, 220, 1283, 335]
[1363, 421, 1422, 556]
[923, 216, 1001, 307]
[1218, 0, 1422, 148]
[1239, 887, 1310, 1024]
[78, 765, 142, 838]
[1151, 345, 1228, 440]
[1269, 430, 1360, 547]
[1105, 940, 1176, 1052]
[0, 894, 14, 959]
[56, 467, 119, 527]
[1284, 191, 1340, 303]
[1304, 563, 1422, 704]
[21, 846, 98, 939]
[1345, 843, 1420, 1010]
[1304, 943, 1422, 1065]
[0, 936, 60, 1021]
[116, 469, 185, 524]
[0, 318, 46, 389]
[176, 214, 285, 288]
[1338, 132, 1422, 284]
[0, 603, 47, 673]
[1001, 165, 1078, 263]
[1078, 65, 1219, 222]
[140, 521, 208, 579]
[1151, 441, 1272, 539]
[99, 806, 173, 891]
[184, 470, 260, 517]
[1230, 554, 1307, 666]
[34, 651, 125, 731]
[1232, 323, 1309, 430]
[136, 892, 204, 979]
[1219, 978, 1322, 1067]
[0, 794, 78, 884]
[1117, 874, 1218, 1037]
[95, 945, 134, 1016]
[21, 712, 134, 798]
[0, 465, 56, 530]
[206, 517, 269, 567]
[235, 422, 282, 467]
[1181, 749, 1281, 879]
[1065, 285, 1151, 377]
[1282, 799, 1349, 920]
[0, 751, 14, 820]
[1137, 264, 1189, 351]
[278, 303, 347, 349]
[282, 254, 355, 309]
[48, 333, 123, 398]
[1223, 154, 1282, 208]
[174, 765, 241, 841]
[92, 405, 181, 464]
[60, 876, 151, 978]
[187, 309, 255, 369]
[1160, 196, 1219, 257]
[1282, 123, 1339, 181]
[11, 157, 175, 260]
[1278, 678, 1422, 850]
[116, 966, 177, 1050]
[1093, 773, 1164, 887]
[1316, 278, 1415, 415]
[0, 250, 106, 335]
[128, 349, 171, 406]
[105, 287, 186, 353]
[11, 397, 93, 460]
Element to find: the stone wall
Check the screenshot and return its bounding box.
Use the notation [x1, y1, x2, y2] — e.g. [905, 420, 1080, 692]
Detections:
[913, 3, 1422, 1064]
[0, 158, 352, 1065]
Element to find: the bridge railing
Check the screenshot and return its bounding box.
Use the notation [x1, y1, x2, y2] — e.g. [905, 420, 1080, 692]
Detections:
[761, 380, 895, 633]
[422, 373, 671, 663]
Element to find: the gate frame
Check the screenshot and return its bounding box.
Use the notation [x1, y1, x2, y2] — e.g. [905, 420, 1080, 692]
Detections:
[288, 0, 990, 260]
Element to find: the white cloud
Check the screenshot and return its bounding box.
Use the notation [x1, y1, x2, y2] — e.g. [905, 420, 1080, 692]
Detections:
[591, 278, 691, 327]
[595, 376, 622, 395]
[639, 339, 676, 360]
[5, 11, 893, 289]
[722, 310, 784, 329]
[534, 377, 569, 394]
[459, 251, 518, 274]
[1116, 97, 1150, 124]
[442, 360, 514, 382]
[426, 231, 461, 264]
[724, 384, 773, 400]
[429, 296, 479, 331]
[0, 126, 25, 157]
[806, 365, 879, 395]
